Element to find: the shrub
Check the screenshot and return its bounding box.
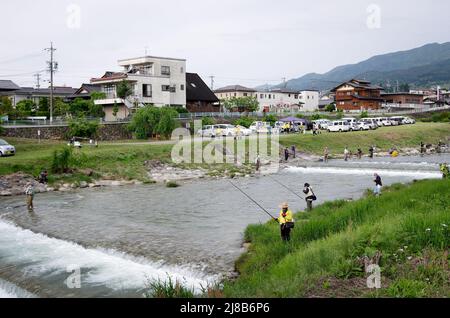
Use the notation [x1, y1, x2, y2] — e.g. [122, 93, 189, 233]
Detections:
[144, 276, 195, 298]
[51, 147, 73, 174]
[263, 114, 278, 126]
[202, 117, 216, 127]
[166, 181, 180, 188]
[67, 117, 99, 138]
[0, 125, 4, 136]
[233, 117, 255, 128]
[128, 106, 179, 139]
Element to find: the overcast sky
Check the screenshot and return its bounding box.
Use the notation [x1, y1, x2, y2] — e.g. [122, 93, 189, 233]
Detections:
[1, 0, 449, 89]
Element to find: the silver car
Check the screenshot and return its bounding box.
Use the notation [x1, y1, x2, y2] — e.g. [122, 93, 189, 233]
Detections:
[0, 139, 16, 157]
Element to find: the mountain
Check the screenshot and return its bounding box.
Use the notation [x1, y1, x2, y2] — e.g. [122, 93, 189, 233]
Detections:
[273, 42, 450, 91]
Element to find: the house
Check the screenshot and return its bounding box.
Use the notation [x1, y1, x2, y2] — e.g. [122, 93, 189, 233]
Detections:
[91, 55, 187, 121]
[0, 80, 20, 96]
[332, 79, 383, 111]
[9, 86, 77, 107]
[381, 92, 424, 105]
[67, 84, 102, 101]
[214, 85, 257, 100]
[185, 73, 220, 112]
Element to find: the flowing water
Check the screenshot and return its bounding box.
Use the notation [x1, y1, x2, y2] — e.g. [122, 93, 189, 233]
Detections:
[0, 154, 447, 297]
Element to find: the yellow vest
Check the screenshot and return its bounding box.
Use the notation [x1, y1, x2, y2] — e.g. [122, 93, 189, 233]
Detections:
[277, 210, 293, 224]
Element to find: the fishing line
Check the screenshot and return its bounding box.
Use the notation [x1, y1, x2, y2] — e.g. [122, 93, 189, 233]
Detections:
[228, 180, 276, 219]
[268, 175, 305, 200]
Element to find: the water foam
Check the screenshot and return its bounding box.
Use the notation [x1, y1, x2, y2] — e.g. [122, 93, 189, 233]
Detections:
[286, 166, 442, 179]
[0, 278, 35, 298]
[0, 220, 217, 294]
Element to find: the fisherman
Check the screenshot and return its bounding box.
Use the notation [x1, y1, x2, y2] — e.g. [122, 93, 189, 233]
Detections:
[420, 142, 426, 155]
[373, 173, 383, 197]
[440, 163, 449, 179]
[284, 147, 290, 161]
[273, 202, 294, 242]
[291, 145, 296, 159]
[25, 182, 35, 211]
[357, 148, 363, 159]
[324, 147, 329, 163]
[38, 170, 48, 184]
[344, 147, 350, 161]
[303, 183, 316, 211]
[255, 154, 261, 172]
[369, 145, 374, 159]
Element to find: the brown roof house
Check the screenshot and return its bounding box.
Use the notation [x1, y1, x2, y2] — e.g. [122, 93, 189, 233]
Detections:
[332, 79, 383, 111]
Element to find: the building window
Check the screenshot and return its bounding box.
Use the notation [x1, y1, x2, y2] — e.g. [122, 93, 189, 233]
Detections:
[181, 84, 185, 91]
[260, 94, 263, 99]
[161, 66, 171, 76]
[243, 93, 248, 97]
[143, 84, 152, 97]
[234, 93, 236, 97]
[180, 67, 184, 73]
[294, 94, 298, 99]
[162, 85, 171, 92]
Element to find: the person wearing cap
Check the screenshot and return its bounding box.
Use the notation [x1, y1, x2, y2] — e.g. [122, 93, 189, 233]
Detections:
[25, 183, 35, 211]
[303, 183, 316, 211]
[273, 202, 294, 242]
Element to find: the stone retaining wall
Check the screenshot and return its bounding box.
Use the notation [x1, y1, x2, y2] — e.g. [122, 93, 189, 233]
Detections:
[1, 123, 132, 141]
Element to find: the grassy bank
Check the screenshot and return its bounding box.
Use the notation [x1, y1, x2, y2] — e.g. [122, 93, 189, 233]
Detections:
[278, 122, 450, 155]
[222, 179, 449, 298]
[1, 123, 449, 183]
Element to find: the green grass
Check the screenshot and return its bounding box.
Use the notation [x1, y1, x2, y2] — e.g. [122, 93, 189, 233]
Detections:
[221, 179, 450, 298]
[1, 123, 449, 182]
[278, 122, 450, 156]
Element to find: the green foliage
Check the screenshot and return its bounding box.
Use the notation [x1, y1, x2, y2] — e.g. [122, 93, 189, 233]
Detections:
[174, 106, 189, 114]
[0, 125, 4, 136]
[51, 147, 73, 174]
[166, 181, 180, 188]
[16, 100, 35, 113]
[144, 276, 195, 298]
[53, 98, 70, 117]
[69, 98, 91, 115]
[336, 109, 344, 119]
[263, 114, 278, 126]
[67, 117, 99, 138]
[360, 111, 369, 119]
[112, 102, 119, 119]
[310, 114, 323, 121]
[386, 279, 427, 298]
[325, 104, 336, 112]
[0, 96, 13, 116]
[128, 106, 179, 139]
[420, 112, 450, 123]
[38, 97, 49, 112]
[202, 117, 216, 126]
[116, 80, 133, 100]
[223, 96, 259, 113]
[233, 117, 255, 128]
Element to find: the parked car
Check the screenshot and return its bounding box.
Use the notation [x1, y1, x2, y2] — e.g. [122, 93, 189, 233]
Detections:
[390, 116, 406, 125]
[403, 117, 416, 124]
[353, 121, 371, 131]
[342, 117, 358, 125]
[0, 139, 16, 157]
[328, 121, 351, 132]
[234, 125, 252, 136]
[214, 124, 236, 137]
[250, 121, 271, 134]
[197, 125, 216, 137]
[361, 118, 378, 130]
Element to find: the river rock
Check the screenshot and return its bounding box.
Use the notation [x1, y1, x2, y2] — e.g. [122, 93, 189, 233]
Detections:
[79, 181, 88, 188]
[0, 190, 12, 196]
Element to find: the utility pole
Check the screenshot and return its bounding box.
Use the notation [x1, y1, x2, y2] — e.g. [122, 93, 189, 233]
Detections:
[209, 76, 215, 90]
[34, 73, 41, 89]
[45, 42, 57, 123]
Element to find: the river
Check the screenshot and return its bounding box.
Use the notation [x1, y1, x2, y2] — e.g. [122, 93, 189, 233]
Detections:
[0, 154, 446, 298]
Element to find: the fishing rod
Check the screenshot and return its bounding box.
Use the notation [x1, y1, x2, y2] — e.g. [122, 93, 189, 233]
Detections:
[268, 175, 305, 200]
[228, 180, 276, 219]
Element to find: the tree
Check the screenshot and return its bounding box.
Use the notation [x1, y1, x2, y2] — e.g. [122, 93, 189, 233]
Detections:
[128, 106, 178, 140]
[38, 97, 49, 112]
[263, 114, 278, 126]
[112, 102, 119, 120]
[67, 117, 99, 138]
[0, 96, 13, 116]
[70, 98, 91, 115]
[223, 96, 259, 113]
[399, 83, 410, 93]
[16, 100, 35, 114]
[325, 104, 336, 112]
[89, 92, 106, 118]
[54, 98, 70, 118]
[116, 80, 133, 100]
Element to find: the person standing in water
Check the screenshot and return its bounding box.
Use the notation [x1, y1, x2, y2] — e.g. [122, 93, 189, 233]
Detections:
[369, 145, 374, 159]
[344, 147, 350, 161]
[303, 183, 316, 211]
[25, 183, 35, 211]
[273, 202, 294, 242]
[324, 147, 329, 163]
[373, 173, 383, 197]
[284, 147, 290, 162]
[255, 154, 261, 172]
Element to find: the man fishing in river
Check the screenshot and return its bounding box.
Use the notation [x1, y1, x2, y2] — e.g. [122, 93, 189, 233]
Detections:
[273, 202, 294, 242]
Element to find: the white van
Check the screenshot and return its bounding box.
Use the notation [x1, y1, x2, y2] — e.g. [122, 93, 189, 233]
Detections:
[328, 120, 350, 132]
[342, 117, 358, 125]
